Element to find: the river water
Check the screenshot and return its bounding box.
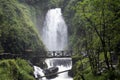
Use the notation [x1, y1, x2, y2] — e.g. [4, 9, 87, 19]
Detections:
[45, 58, 72, 80]
[34, 8, 72, 80]
[34, 58, 72, 80]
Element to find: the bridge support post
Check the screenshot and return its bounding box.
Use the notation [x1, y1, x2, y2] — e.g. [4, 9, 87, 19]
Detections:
[61, 51, 64, 57]
[53, 51, 55, 57]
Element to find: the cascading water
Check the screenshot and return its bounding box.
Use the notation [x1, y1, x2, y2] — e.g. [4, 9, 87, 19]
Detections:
[42, 8, 68, 51]
[45, 58, 72, 80]
[34, 8, 72, 80]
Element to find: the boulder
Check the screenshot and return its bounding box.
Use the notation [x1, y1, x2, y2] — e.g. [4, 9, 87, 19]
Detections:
[43, 67, 59, 79]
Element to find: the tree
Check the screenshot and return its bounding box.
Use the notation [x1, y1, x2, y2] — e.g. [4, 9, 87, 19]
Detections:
[70, 0, 120, 77]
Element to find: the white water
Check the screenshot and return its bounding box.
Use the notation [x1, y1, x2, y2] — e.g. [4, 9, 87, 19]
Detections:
[45, 58, 72, 80]
[34, 58, 73, 80]
[42, 8, 68, 51]
[33, 66, 46, 79]
[34, 8, 72, 80]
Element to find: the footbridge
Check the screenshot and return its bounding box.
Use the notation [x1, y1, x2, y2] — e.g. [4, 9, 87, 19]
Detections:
[46, 50, 73, 58]
[0, 50, 73, 59]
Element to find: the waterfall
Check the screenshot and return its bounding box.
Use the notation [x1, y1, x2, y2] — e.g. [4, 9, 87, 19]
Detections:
[34, 8, 72, 80]
[45, 58, 72, 67]
[42, 8, 68, 51]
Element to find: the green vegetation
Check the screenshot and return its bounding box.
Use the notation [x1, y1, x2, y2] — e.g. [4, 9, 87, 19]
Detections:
[0, 59, 35, 80]
[63, 0, 120, 80]
[0, 0, 47, 79]
[0, 0, 46, 55]
[72, 55, 120, 80]
[0, 0, 119, 80]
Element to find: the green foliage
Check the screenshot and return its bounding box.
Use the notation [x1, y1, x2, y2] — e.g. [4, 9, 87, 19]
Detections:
[65, 0, 120, 79]
[0, 0, 46, 55]
[70, 0, 120, 54]
[72, 56, 120, 80]
[48, 0, 64, 8]
[0, 59, 35, 80]
[43, 0, 69, 9]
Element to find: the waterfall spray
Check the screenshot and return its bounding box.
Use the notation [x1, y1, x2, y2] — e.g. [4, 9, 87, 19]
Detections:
[42, 8, 68, 51]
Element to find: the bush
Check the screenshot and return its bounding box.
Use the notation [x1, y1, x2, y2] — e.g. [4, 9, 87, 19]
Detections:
[0, 59, 35, 80]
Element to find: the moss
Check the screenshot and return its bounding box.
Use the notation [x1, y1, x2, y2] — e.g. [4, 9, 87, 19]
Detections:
[0, 59, 35, 80]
